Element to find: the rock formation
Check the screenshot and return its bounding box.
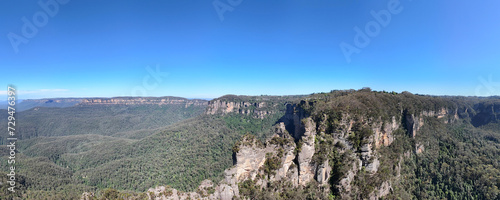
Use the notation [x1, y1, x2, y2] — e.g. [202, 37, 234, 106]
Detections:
[142, 92, 495, 200]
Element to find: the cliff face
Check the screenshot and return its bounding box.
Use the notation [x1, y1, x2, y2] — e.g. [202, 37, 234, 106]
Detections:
[204, 95, 304, 119]
[142, 92, 500, 200]
[405, 107, 459, 138]
[146, 101, 466, 200]
[146, 130, 297, 200]
[471, 102, 500, 127]
[205, 99, 276, 119]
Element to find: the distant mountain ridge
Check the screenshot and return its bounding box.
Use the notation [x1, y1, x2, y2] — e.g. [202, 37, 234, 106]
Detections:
[79, 96, 207, 106]
[16, 96, 208, 111]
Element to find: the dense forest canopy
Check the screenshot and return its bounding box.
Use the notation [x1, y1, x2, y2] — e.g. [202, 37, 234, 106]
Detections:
[0, 89, 499, 199]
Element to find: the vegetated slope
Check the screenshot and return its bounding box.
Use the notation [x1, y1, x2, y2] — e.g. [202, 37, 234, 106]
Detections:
[0, 97, 209, 199]
[0, 102, 207, 144]
[144, 89, 500, 200]
[0, 95, 300, 199]
[300, 90, 500, 199]
[2, 91, 499, 199]
[67, 95, 297, 192]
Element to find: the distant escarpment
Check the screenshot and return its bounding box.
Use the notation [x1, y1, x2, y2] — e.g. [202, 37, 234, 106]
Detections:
[17, 98, 83, 111]
[3, 96, 209, 141]
[79, 97, 207, 107]
[205, 95, 303, 119]
[145, 90, 500, 200]
[22, 98, 83, 104]
[17, 97, 208, 112]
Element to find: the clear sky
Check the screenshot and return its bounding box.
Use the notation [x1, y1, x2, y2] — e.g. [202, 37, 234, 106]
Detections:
[1, 0, 499, 99]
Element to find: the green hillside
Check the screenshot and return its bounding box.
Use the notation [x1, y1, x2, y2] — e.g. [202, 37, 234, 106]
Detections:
[0, 103, 207, 144]
[0, 95, 292, 199]
[1, 91, 499, 199]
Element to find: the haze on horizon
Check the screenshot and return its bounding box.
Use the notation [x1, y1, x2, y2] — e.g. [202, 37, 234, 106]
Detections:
[1, 0, 500, 100]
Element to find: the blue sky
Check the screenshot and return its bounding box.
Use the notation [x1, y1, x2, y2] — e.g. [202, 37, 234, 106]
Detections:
[1, 0, 499, 99]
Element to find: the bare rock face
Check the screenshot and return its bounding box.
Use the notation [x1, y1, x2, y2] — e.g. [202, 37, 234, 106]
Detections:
[298, 117, 317, 186]
[216, 184, 234, 200]
[147, 180, 225, 200]
[369, 181, 392, 200]
[407, 107, 458, 137]
[359, 143, 380, 174]
[233, 143, 269, 182]
[205, 100, 275, 118]
[205, 100, 247, 115]
[80, 192, 94, 200]
[415, 143, 425, 154]
[147, 186, 174, 200]
[339, 163, 357, 194]
[278, 103, 308, 140]
[269, 141, 297, 182]
[274, 122, 288, 137]
[373, 116, 399, 148]
[405, 113, 424, 138]
[366, 157, 380, 174]
[287, 166, 300, 186]
[316, 160, 332, 184]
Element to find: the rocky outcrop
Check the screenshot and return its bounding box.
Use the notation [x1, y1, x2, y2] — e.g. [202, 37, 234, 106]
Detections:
[278, 103, 308, 140]
[80, 192, 95, 200]
[230, 141, 269, 182]
[297, 117, 317, 186]
[415, 143, 425, 154]
[274, 149, 298, 182]
[147, 180, 233, 200]
[315, 160, 332, 184]
[76, 91, 500, 200]
[146, 128, 298, 200]
[369, 181, 392, 200]
[373, 116, 399, 148]
[144, 97, 471, 200]
[405, 113, 424, 138]
[205, 99, 276, 119]
[405, 107, 459, 138]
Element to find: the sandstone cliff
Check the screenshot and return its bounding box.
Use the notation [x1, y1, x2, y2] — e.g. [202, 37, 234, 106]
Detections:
[138, 91, 500, 200]
[204, 95, 303, 119]
[145, 96, 468, 199]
